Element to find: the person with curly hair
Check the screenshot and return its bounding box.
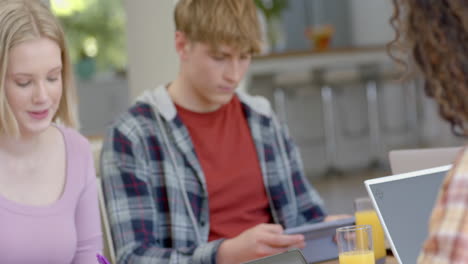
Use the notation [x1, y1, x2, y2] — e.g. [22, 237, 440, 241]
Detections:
[389, 0, 468, 262]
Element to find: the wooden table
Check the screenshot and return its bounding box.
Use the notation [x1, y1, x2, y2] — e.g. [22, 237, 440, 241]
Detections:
[319, 256, 398, 264]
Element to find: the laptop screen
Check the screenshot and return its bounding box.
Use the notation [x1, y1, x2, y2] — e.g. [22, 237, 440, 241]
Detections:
[365, 165, 451, 264]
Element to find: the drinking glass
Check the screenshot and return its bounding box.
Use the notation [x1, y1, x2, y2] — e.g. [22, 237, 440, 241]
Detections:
[355, 197, 386, 264]
[337, 225, 375, 264]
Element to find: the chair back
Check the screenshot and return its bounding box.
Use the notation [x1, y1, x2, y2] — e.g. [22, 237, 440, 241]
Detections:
[97, 178, 116, 263]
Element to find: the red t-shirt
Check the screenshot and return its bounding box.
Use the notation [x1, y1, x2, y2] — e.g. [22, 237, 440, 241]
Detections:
[175, 96, 272, 241]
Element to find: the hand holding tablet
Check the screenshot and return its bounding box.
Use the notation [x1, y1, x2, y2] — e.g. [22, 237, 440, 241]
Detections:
[284, 216, 355, 263]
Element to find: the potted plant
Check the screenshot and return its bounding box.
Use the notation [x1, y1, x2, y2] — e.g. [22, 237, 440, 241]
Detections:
[52, 0, 126, 80]
[254, 0, 288, 52]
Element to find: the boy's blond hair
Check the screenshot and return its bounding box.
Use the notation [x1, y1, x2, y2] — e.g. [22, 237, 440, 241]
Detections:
[174, 0, 262, 54]
[0, 0, 78, 137]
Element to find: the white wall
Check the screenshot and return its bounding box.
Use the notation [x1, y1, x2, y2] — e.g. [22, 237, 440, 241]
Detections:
[77, 77, 129, 136]
[350, 0, 395, 46]
[124, 0, 179, 100]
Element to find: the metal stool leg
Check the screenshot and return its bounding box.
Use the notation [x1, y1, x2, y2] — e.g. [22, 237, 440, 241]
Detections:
[366, 79, 382, 165]
[405, 79, 421, 146]
[321, 85, 340, 174]
[274, 86, 288, 124]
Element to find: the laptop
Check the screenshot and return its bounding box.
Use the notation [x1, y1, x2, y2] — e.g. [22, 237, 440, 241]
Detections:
[389, 147, 461, 174]
[365, 165, 451, 264]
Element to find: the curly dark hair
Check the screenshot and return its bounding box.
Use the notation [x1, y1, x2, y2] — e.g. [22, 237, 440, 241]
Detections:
[388, 0, 468, 136]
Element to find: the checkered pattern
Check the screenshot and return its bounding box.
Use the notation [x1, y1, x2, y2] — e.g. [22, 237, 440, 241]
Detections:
[418, 147, 468, 264]
[101, 87, 325, 263]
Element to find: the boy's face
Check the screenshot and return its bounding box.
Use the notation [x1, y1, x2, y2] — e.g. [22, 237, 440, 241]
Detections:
[179, 36, 252, 112]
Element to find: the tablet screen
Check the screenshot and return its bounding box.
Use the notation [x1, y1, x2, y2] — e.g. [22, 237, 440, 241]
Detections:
[243, 249, 308, 264]
[284, 217, 355, 263]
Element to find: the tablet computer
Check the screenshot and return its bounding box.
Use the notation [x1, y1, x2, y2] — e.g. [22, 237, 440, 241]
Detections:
[243, 249, 308, 264]
[284, 217, 355, 263]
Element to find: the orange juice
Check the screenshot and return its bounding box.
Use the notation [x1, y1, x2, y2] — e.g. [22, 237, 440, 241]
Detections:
[339, 250, 375, 264]
[355, 210, 386, 262]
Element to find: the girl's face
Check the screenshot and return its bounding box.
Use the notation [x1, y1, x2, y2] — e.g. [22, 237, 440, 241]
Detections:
[4, 37, 63, 137]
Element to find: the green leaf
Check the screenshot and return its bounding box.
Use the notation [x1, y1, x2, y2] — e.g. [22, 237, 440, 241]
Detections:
[53, 0, 127, 71]
[254, 0, 288, 20]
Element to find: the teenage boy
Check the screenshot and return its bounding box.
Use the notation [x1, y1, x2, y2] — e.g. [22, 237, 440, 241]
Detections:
[101, 0, 331, 263]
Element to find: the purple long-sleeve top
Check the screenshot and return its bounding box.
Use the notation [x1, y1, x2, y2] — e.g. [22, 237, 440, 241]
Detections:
[0, 126, 102, 263]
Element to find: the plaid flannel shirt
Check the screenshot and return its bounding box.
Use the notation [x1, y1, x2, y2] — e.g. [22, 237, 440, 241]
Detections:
[418, 147, 468, 264]
[101, 86, 326, 264]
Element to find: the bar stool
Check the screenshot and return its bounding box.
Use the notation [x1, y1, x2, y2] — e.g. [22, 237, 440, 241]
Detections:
[361, 64, 412, 167]
[273, 68, 363, 176]
[272, 70, 312, 124]
[360, 64, 383, 167]
[319, 68, 363, 175]
[272, 70, 338, 175]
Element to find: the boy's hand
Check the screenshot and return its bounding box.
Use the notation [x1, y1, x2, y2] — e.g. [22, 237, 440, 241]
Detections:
[217, 223, 305, 264]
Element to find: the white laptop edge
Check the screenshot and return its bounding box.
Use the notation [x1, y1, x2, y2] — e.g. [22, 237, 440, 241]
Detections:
[364, 165, 452, 264]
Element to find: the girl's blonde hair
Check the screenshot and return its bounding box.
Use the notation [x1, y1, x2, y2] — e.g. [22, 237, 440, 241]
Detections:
[0, 0, 78, 137]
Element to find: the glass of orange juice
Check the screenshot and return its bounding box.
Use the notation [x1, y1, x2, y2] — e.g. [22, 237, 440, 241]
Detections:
[337, 225, 375, 264]
[355, 197, 386, 264]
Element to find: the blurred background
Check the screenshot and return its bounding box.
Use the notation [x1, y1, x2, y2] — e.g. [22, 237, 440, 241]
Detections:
[47, 0, 464, 214]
